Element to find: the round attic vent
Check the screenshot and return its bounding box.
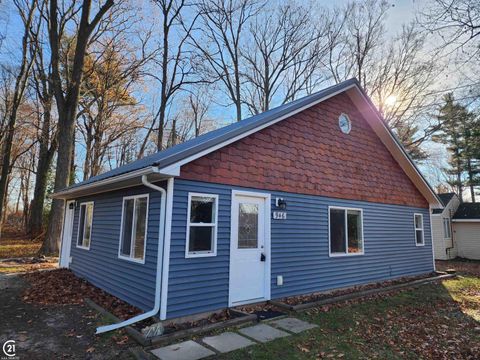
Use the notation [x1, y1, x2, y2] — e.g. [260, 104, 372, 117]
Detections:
[338, 113, 351, 134]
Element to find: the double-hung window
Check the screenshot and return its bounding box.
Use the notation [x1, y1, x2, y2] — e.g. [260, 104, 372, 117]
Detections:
[414, 213, 424, 246]
[443, 217, 451, 239]
[186, 193, 218, 257]
[77, 202, 94, 249]
[329, 207, 364, 256]
[119, 194, 149, 263]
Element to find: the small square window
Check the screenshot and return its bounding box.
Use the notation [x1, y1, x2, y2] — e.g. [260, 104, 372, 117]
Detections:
[186, 193, 218, 257]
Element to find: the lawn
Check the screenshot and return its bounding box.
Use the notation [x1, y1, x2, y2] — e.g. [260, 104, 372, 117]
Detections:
[0, 233, 57, 273]
[220, 274, 480, 359]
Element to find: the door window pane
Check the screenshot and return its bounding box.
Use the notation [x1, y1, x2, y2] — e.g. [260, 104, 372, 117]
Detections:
[238, 203, 258, 249]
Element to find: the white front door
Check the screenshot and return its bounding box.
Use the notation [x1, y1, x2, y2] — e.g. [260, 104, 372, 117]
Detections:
[59, 200, 75, 268]
[229, 191, 271, 306]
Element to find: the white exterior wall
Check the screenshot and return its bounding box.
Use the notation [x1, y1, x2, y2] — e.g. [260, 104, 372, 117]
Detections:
[432, 195, 460, 260]
[453, 222, 480, 260]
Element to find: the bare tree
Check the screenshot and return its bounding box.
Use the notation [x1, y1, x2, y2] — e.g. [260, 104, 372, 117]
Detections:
[28, 9, 58, 237]
[149, 0, 200, 151]
[192, 0, 263, 122]
[0, 0, 38, 238]
[421, 0, 480, 57]
[242, 3, 328, 115]
[41, 0, 115, 254]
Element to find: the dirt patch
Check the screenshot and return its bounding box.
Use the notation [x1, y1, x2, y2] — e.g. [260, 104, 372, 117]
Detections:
[436, 258, 480, 276]
[279, 273, 436, 306]
[0, 274, 134, 359]
[0, 256, 58, 274]
[22, 269, 142, 321]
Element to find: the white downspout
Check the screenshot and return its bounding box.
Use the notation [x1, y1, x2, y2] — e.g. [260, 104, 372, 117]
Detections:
[95, 175, 169, 334]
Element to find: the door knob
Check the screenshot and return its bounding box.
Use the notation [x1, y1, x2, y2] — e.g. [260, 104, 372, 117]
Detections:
[260, 253, 266, 262]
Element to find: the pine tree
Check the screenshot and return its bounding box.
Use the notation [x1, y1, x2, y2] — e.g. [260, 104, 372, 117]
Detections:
[433, 94, 468, 201]
[463, 113, 480, 202]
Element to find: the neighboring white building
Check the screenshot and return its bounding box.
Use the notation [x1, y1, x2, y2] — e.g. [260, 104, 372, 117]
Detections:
[432, 193, 480, 260]
[452, 203, 480, 260]
[432, 193, 460, 260]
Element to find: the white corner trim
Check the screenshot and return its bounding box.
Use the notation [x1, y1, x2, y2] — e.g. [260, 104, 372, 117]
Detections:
[76, 201, 94, 250]
[429, 206, 436, 271]
[328, 206, 365, 257]
[160, 177, 174, 320]
[117, 194, 150, 265]
[185, 192, 219, 259]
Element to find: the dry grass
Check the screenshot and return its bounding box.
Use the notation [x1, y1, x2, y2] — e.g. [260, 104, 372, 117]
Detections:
[0, 238, 42, 259]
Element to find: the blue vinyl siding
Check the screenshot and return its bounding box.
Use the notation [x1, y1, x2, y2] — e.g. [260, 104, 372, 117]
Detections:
[69, 183, 165, 311]
[167, 179, 433, 318]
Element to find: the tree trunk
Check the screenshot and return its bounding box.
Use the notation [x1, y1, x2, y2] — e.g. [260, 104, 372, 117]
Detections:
[40, 113, 75, 254]
[29, 105, 56, 236]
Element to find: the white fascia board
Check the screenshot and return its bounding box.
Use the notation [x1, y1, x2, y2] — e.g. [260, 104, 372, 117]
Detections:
[452, 219, 480, 223]
[346, 87, 442, 208]
[51, 166, 176, 199]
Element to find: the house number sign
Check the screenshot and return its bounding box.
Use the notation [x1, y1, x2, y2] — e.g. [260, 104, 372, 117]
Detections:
[272, 211, 287, 220]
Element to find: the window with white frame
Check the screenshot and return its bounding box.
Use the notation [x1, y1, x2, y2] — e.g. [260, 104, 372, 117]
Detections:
[414, 213, 424, 246]
[119, 195, 149, 262]
[186, 193, 218, 257]
[329, 207, 364, 255]
[443, 217, 451, 239]
[77, 202, 94, 249]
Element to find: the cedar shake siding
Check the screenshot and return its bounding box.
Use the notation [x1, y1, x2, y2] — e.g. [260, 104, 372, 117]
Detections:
[179, 93, 428, 208]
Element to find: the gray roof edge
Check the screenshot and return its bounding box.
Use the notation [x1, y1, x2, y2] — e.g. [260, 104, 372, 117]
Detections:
[151, 78, 359, 170]
[57, 78, 358, 193]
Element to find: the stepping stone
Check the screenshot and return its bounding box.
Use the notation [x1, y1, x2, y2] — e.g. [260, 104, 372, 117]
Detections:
[151, 340, 215, 360]
[269, 317, 318, 334]
[202, 332, 255, 353]
[238, 323, 289, 343]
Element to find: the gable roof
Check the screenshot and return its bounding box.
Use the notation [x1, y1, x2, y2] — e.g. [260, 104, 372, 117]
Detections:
[52, 78, 442, 207]
[432, 193, 457, 214]
[453, 203, 480, 221]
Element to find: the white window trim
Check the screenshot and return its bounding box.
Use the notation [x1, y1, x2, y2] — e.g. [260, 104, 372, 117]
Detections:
[118, 194, 149, 264]
[76, 201, 94, 250]
[185, 192, 218, 258]
[328, 206, 365, 257]
[414, 213, 425, 246]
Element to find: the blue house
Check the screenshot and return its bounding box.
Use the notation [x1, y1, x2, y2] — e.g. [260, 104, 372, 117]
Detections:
[54, 79, 442, 328]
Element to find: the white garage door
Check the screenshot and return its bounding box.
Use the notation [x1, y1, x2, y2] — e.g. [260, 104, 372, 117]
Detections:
[454, 223, 480, 260]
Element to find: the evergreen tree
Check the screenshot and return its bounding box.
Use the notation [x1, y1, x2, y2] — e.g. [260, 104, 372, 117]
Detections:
[433, 94, 467, 201]
[463, 113, 480, 202]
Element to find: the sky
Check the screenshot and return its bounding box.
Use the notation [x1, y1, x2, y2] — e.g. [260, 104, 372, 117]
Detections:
[0, 0, 476, 198]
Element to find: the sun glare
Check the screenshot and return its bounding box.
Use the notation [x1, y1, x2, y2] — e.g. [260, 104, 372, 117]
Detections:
[385, 95, 397, 107]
